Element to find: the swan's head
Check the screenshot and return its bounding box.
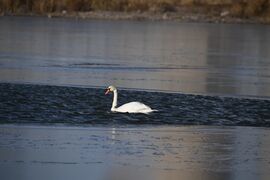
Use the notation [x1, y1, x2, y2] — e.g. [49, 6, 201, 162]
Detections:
[105, 85, 116, 95]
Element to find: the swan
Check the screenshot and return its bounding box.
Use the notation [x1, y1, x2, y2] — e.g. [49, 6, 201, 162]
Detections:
[105, 85, 156, 114]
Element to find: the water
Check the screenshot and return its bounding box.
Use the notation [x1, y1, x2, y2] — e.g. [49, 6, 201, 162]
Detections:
[1, 16, 270, 180]
[0, 83, 270, 127]
[0, 16, 270, 97]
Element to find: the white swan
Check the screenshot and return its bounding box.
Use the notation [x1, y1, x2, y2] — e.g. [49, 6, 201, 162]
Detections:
[105, 85, 156, 114]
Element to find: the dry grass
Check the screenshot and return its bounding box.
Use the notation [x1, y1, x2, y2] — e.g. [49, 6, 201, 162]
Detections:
[0, 0, 270, 19]
[0, 0, 178, 13]
[230, 0, 269, 18]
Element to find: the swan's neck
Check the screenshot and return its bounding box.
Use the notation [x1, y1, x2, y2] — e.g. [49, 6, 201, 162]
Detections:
[111, 89, 118, 110]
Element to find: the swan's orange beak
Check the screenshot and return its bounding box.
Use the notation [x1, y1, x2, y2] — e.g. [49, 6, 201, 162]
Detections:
[105, 89, 110, 95]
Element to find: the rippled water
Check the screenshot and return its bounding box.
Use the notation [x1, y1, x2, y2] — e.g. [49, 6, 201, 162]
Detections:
[1, 83, 269, 127]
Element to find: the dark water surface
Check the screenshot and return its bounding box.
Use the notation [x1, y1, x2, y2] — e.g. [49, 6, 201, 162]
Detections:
[1, 83, 269, 127]
[0, 16, 270, 97]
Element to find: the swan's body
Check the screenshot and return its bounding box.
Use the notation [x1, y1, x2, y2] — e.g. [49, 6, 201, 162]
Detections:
[112, 101, 153, 114]
[105, 86, 156, 114]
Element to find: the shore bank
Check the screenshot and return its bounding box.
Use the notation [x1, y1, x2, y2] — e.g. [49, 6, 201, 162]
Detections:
[1, 0, 270, 24]
[2, 9, 270, 24]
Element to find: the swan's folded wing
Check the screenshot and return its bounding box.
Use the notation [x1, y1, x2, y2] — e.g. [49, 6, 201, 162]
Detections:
[116, 102, 153, 113]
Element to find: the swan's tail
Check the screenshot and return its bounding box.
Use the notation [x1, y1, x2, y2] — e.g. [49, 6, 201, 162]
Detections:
[137, 108, 158, 114]
[145, 109, 158, 114]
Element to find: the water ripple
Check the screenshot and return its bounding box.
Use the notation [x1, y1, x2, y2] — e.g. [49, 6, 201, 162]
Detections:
[0, 83, 269, 127]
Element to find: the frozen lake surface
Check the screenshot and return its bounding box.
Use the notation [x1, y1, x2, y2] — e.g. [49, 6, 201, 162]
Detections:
[0, 16, 270, 97]
[0, 125, 270, 180]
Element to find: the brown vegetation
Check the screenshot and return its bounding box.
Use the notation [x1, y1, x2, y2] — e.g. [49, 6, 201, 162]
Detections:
[230, 0, 269, 17]
[0, 0, 270, 22]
